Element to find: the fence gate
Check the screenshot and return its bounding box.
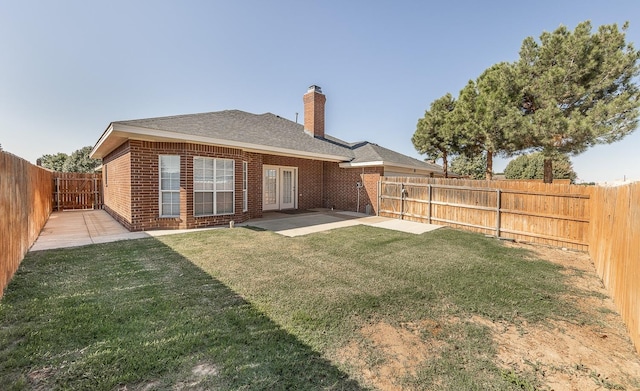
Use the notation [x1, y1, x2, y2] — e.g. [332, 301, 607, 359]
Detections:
[53, 173, 103, 211]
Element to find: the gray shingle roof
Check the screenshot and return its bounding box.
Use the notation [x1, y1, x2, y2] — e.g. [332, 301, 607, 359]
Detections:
[113, 109, 443, 172]
[324, 135, 443, 171]
[115, 110, 353, 159]
[351, 143, 444, 171]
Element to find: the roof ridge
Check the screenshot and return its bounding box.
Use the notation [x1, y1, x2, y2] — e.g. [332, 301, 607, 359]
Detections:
[114, 109, 249, 124]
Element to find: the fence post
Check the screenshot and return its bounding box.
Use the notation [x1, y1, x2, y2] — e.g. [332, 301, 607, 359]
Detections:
[377, 180, 381, 216]
[427, 184, 432, 224]
[93, 177, 97, 209]
[495, 189, 501, 238]
[399, 183, 405, 220]
[56, 177, 60, 211]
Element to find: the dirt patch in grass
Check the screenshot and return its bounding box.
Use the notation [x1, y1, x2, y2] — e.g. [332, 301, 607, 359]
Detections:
[337, 321, 445, 391]
[494, 242, 640, 390]
[336, 241, 640, 391]
[173, 363, 220, 390]
[27, 366, 56, 389]
[493, 318, 640, 390]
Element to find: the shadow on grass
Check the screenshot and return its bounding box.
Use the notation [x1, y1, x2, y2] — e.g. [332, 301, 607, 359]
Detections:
[0, 238, 364, 390]
[242, 225, 269, 232]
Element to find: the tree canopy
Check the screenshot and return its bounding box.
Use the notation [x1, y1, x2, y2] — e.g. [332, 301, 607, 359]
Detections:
[412, 20, 639, 183]
[451, 62, 525, 179]
[504, 153, 577, 183]
[39, 146, 101, 173]
[517, 21, 640, 182]
[39, 152, 69, 172]
[411, 93, 458, 177]
[451, 153, 487, 180]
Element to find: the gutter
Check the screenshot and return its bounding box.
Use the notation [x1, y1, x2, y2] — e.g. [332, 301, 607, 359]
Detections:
[91, 124, 352, 162]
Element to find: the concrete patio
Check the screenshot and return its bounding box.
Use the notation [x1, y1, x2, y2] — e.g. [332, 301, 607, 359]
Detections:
[242, 210, 441, 237]
[30, 209, 442, 251]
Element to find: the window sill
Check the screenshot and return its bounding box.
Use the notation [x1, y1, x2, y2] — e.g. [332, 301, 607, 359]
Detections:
[194, 213, 235, 218]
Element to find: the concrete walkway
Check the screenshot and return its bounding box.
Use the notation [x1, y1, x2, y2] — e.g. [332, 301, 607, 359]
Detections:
[30, 209, 442, 251]
[30, 210, 144, 251]
[30, 210, 219, 251]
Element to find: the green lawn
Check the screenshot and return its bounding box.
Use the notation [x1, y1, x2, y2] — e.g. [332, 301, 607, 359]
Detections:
[0, 225, 590, 390]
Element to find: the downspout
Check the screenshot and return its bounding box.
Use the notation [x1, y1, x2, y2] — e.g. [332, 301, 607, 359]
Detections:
[322, 161, 325, 208]
[357, 167, 364, 213]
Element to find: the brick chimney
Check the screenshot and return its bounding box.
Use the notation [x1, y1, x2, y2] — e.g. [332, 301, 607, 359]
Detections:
[303, 85, 326, 138]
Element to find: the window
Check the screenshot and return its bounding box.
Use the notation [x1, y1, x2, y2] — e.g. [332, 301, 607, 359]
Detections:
[104, 164, 108, 187]
[194, 157, 234, 216]
[159, 155, 180, 217]
[243, 161, 248, 212]
[264, 168, 277, 205]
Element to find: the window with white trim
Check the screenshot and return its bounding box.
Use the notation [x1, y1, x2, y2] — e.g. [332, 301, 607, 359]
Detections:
[159, 155, 180, 217]
[242, 161, 248, 212]
[194, 157, 234, 216]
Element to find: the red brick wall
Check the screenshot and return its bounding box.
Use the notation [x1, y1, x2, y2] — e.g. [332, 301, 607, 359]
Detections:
[101, 141, 266, 231]
[246, 152, 263, 219]
[102, 141, 132, 228]
[362, 172, 381, 215]
[262, 155, 324, 210]
[130, 141, 266, 231]
[323, 163, 382, 214]
[303, 89, 326, 138]
[101, 139, 385, 231]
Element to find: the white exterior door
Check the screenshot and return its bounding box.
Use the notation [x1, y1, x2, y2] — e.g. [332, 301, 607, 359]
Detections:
[263, 165, 297, 211]
[280, 168, 296, 209]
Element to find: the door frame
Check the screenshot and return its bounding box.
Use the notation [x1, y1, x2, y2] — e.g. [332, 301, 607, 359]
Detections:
[262, 165, 298, 211]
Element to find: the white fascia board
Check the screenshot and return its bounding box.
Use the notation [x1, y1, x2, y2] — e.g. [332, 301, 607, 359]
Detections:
[339, 160, 440, 173]
[90, 123, 114, 159]
[108, 124, 350, 162]
[339, 161, 384, 168]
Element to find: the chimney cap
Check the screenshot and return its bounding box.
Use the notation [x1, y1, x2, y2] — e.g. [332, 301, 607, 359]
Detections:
[307, 85, 323, 94]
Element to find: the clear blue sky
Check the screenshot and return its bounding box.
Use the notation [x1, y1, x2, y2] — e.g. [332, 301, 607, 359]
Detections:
[1, 0, 639, 183]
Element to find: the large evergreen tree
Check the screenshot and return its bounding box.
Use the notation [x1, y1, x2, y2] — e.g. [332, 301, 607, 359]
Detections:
[62, 146, 101, 173]
[38, 146, 101, 173]
[451, 153, 487, 180]
[453, 62, 525, 180]
[412, 93, 458, 177]
[517, 21, 640, 182]
[39, 152, 70, 172]
[504, 152, 577, 182]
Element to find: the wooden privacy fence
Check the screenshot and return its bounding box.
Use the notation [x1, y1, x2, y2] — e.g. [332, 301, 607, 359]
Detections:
[53, 172, 103, 211]
[0, 151, 53, 298]
[379, 176, 640, 354]
[588, 182, 640, 355]
[379, 177, 591, 251]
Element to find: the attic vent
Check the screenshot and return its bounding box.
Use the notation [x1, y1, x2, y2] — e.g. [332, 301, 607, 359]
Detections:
[308, 85, 322, 93]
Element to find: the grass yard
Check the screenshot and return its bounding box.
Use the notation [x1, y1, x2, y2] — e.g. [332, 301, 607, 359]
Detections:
[1, 225, 638, 390]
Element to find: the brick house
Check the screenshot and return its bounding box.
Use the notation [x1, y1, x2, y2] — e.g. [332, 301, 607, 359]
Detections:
[90, 86, 444, 231]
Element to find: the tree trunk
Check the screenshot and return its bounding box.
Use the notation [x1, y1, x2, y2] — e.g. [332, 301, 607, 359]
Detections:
[486, 151, 493, 180]
[442, 151, 448, 178]
[543, 158, 553, 183]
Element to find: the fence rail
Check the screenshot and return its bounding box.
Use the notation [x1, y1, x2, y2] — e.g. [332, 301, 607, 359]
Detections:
[379, 177, 591, 251]
[0, 152, 53, 298]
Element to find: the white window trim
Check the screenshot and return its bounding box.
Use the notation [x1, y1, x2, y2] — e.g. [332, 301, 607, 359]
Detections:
[193, 157, 235, 217]
[159, 155, 180, 218]
[243, 161, 248, 212]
